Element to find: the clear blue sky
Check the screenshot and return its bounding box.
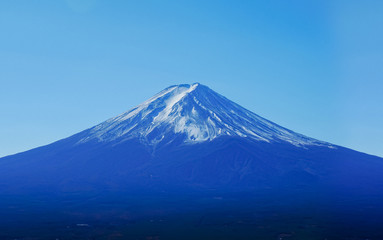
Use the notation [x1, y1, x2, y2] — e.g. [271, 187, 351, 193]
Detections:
[0, 0, 382, 157]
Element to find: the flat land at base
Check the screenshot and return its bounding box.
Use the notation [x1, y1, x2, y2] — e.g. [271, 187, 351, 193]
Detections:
[1, 192, 383, 240]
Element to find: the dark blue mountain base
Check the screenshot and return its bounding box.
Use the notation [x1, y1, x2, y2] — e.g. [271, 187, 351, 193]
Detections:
[0, 84, 382, 239]
[1, 136, 383, 239]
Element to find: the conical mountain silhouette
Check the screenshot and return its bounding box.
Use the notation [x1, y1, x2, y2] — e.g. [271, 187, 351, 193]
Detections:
[0, 83, 381, 194]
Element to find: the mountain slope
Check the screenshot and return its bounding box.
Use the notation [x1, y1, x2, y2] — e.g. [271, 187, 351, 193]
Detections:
[0, 83, 382, 195]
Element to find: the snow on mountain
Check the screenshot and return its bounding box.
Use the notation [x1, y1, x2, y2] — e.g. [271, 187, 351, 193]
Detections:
[78, 83, 333, 148]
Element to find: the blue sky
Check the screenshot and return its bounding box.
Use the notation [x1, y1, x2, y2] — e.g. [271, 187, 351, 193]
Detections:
[0, 0, 382, 157]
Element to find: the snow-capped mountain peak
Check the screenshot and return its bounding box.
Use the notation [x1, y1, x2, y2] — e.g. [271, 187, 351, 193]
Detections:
[78, 83, 332, 148]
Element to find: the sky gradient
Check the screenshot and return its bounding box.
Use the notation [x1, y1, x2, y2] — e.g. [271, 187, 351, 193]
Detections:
[0, 0, 382, 157]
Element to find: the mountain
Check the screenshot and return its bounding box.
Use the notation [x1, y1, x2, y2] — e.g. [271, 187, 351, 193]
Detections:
[1, 83, 383, 239]
[0, 83, 382, 194]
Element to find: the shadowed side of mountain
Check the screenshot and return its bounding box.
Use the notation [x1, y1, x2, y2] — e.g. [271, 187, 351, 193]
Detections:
[0, 132, 382, 199]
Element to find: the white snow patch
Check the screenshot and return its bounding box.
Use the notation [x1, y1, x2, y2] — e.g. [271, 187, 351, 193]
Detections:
[78, 83, 334, 149]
